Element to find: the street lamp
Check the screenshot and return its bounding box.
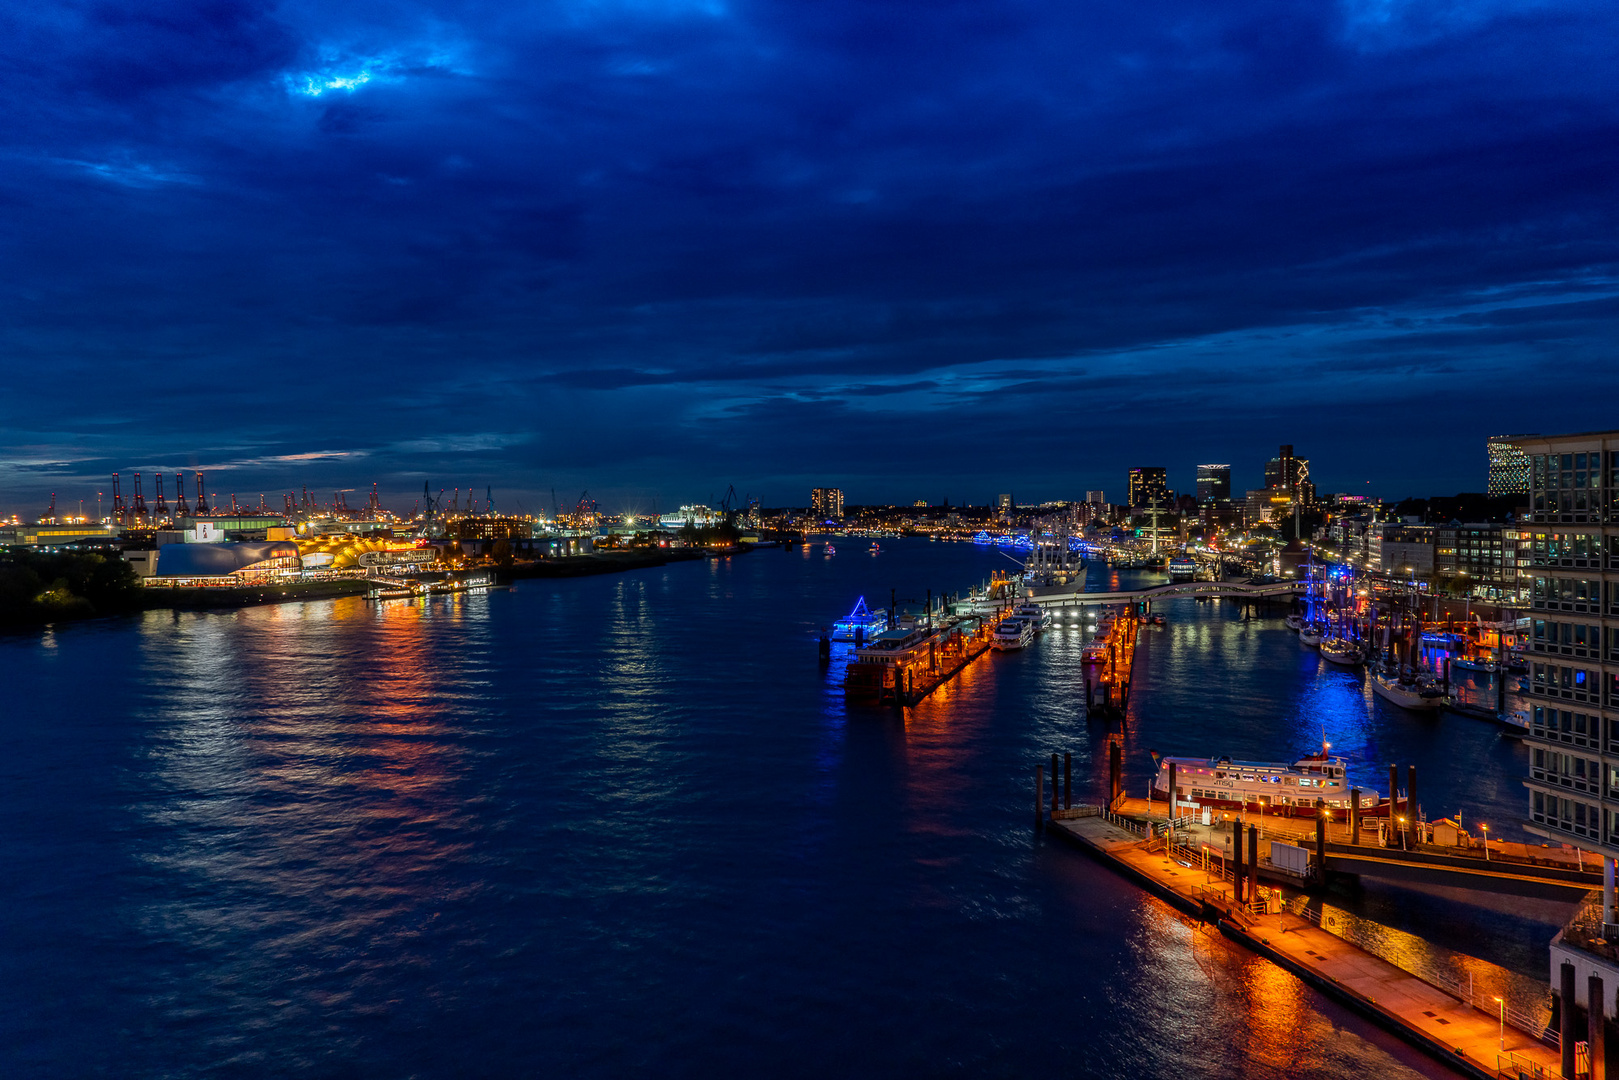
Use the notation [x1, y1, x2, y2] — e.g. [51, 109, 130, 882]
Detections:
[1493, 995, 1504, 1050]
[1398, 815, 1408, 851]
[1481, 823, 1490, 861]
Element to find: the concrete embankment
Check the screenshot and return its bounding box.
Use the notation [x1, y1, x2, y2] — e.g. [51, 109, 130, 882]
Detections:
[1049, 812, 1562, 1080]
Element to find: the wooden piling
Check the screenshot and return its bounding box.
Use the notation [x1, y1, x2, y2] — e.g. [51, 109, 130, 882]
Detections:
[1563, 962, 1578, 1079]
[1315, 801, 1326, 882]
[1592, 974, 1607, 1080]
[1350, 788, 1361, 845]
[1388, 763, 1399, 826]
[1232, 818, 1245, 903]
[1109, 742, 1121, 809]
[1246, 825, 1259, 905]
[1063, 752, 1072, 810]
[1050, 753, 1060, 814]
[1035, 765, 1045, 830]
[1407, 765, 1418, 835]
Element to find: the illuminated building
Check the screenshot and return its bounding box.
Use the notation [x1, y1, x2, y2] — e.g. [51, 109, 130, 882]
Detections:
[1487, 437, 1530, 496]
[811, 488, 844, 520]
[1511, 432, 1619, 871]
[1126, 467, 1169, 509]
[1264, 444, 1314, 508]
[1195, 464, 1231, 503]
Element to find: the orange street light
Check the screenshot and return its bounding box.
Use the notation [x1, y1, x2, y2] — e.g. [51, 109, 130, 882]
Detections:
[1493, 995, 1504, 1050]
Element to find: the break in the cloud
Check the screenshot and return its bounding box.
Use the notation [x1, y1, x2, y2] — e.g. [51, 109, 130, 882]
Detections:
[0, 0, 1615, 513]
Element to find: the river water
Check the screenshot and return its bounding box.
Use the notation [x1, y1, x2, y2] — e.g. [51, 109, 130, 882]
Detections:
[1, 538, 1555, 1077]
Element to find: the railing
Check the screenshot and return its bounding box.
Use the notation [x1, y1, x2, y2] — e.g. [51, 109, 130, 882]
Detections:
[1284, 899, 1559, 1052]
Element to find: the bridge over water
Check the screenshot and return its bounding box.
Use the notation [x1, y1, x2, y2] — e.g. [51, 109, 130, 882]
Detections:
[1022, 578, 1304, 607]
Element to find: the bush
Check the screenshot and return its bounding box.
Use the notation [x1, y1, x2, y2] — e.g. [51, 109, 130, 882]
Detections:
[0, 549, 143, 625]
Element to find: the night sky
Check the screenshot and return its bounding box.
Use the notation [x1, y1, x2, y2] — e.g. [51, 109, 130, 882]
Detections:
[3, 0, 1616, 516]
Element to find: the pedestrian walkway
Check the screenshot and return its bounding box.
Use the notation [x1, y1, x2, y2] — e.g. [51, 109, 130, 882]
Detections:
[1052, 813, 1564, 1080]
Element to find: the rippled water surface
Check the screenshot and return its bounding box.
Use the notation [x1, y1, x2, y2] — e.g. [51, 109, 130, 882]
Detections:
[2, 540, 1539, 1077]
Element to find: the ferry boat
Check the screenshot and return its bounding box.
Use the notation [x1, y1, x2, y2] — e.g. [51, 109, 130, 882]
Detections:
[1013, 603, 1047, 632]
[823, 543, 836, 557]
[1166, 556, 1198, 581]
[1153, 750, 1382, 815]
[1319, 636, 1363, 666]
[992, 616, 1035, 651]
[831, 596, 888, 643]
[1371, 668, 1443, 711]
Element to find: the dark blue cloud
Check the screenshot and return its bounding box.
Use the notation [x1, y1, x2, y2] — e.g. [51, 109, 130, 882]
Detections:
[1, 0, 1616, 512]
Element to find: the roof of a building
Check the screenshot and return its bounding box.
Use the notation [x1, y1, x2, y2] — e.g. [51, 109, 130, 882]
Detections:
[154, 540, 300, 577]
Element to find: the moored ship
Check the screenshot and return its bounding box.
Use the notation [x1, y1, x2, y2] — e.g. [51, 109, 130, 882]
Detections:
[1152, 751, 1383, 815]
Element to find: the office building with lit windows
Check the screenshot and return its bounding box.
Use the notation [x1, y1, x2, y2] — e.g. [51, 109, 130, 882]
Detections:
[1488, 437, 1531, 497]
[1127, 467, 1169, 509]
[1512, 431, 1619, 914]
[811, 488, 844, 520]
[1195, 464, 1231, 503]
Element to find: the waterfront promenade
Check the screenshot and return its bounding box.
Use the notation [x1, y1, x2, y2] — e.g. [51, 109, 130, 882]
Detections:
[1052, 812, 1563, 1079]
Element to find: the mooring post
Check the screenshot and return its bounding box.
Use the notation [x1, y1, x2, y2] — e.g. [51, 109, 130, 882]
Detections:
[1563, 961, 1578, 1079]
[1232, 818, 1245, 903]
[1109, 742, 1121, 809]
[1315, 801, 1326, 883]
[1168, 761, 1178, 826]
[1050, 753, 1060, 815]
[1350, 788, 1361, 845]
[1388, 763, 1400, 827]
[1035, 765, 1044, 830]
[1407, 764, 1418, 842]
[1592, 974, 1607, 1080]
[1246, 825, 1259, 907]
[1063, 752, 1072, 810]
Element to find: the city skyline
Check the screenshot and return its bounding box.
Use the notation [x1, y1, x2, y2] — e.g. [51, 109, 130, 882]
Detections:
[3, 2, 1615, 513]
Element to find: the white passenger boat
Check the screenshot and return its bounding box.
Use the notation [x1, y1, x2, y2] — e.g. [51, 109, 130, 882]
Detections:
[1298, 624, 1324, 647]
[1013, 603, 1047, 632]
[1371, 668, 1443, 711]
[1152, 750, 1382, 815]
[1285, 613, 1304, 631]
[1451, 656, 1500, 673]
[1319, 637, 1363, 666]
[992, 616, 1035, 651]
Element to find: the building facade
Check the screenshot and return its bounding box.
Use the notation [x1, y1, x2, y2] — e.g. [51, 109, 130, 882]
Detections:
[1487, 437, 1531, 497]
[1127, 467, 1169, 509]
[1433, 523, 1524, 599]
[1376, 524, 1436, 579]
[1514, 432, 1618, 880]
[1195, 464, 1232, 504]
[1264, 444, 1315, 508]
[811, 488, 844, 520]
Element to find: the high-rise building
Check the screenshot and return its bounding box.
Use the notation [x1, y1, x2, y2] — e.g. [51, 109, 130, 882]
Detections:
[1196, 464, 1232, 503]
[1265, 445, 1315, 508]
[811, 488, 844, 520]
[1127, 468, 1169, 509]
[1086, 491, 1105, 505]
[997, 493, 1013, 511]
[1487, 437, 1531, 496]
[1514, 430, 1619, 931]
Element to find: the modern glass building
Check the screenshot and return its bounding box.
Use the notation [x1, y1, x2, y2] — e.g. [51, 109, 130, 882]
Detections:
[1513, 431, 1619, 896]
[1195, 464, 1231, 503]
[1126, 467, 1169, 508]
[1487, 436, 1531, 496]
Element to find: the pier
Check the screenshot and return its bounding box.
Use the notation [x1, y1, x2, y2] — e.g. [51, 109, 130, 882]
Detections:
[1045, 805, 1566, 1079]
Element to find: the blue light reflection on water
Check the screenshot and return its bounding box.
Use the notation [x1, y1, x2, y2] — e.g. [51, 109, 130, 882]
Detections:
[0, 542, 1490, 1078]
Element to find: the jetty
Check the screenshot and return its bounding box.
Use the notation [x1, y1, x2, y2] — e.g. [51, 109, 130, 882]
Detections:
[1046, 803, 1565, 1079]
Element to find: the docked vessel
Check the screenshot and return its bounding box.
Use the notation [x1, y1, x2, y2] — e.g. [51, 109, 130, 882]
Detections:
[1371, 668, 1443, 711]
[831, 596, 888, 643]
[1298, 624, 1323, 647]
[1285, 613, 1304, 631]
[1319, 636, 1363, 666]
[1451, 656, 1500, 673]
[1152, 750, 1382, 815]
[1012, 603, 1047, 632]
[992, 616, 1035, 651]
[1166, 556, 1197, 581]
